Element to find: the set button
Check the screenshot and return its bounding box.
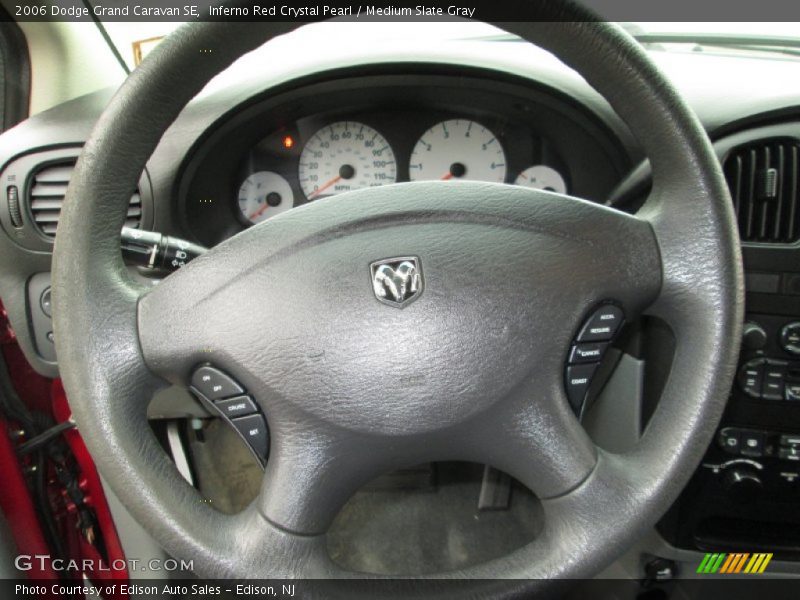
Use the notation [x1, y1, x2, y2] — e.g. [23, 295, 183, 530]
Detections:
[231, 414, 269, 458]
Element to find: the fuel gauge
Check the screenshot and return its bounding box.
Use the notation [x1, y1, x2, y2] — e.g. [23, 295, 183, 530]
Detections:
[237, 171, 294, 224]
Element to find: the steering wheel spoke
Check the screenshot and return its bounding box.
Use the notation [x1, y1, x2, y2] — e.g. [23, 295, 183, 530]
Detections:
[255, 420, 392, 536]
[462, 377, 598, 499]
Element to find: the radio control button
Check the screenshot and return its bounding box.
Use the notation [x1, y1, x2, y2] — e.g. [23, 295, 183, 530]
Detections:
[742, 322, 767, 350]
[762, 360, 787, 401]
[780, 434, 800, 446]
[740, 431, 765, 457]
[738, 359, 764, 399]
[781, 322, 800, 355]
[719, 428, 742, 454]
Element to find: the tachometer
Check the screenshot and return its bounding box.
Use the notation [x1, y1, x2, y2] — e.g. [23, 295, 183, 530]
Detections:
[298, 121, 397, 200]
[514, 165, 567, 194]
[237, 171, 294, 224]
[408, 119, 506, 183]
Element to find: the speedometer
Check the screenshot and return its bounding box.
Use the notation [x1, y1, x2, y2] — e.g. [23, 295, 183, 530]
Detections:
[298, 121, 397, 200]
[408, 119, 506, 183]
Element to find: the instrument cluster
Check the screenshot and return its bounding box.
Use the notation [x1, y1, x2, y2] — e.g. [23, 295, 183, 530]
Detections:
[235, 113, 569, 226]
[179, 73, 628, 247]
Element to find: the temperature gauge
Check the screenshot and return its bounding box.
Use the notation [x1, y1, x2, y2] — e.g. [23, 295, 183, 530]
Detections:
[514, 165, 567, 194]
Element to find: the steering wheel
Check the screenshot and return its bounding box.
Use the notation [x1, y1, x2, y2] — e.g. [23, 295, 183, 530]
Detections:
[51, 2, 743, 594]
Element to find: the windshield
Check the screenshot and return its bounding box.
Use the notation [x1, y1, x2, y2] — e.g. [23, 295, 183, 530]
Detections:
[629, 22, 800, 38]
[90, 20, 800, 72]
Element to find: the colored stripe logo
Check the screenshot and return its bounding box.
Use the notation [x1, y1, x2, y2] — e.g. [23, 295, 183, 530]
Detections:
[697, 552, 772, 574]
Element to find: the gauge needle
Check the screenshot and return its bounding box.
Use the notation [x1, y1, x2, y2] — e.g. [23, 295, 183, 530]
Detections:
[248, 203, 271, 221]
[440, 172, 454, 181]
[308, 175, 342, 200]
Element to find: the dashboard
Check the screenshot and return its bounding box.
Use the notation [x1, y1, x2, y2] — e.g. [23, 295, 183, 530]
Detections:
[178, 71, 628, 246]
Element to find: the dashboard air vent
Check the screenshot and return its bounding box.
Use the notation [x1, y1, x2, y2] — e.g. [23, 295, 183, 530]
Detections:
[723, 138, 800, 244]
[28, 161, 142, 237]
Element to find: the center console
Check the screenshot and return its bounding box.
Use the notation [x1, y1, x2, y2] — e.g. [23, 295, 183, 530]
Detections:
[658, 278, 800, 558]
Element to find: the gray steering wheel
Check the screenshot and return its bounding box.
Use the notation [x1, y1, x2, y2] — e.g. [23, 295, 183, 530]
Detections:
[51, 3, 743, 595]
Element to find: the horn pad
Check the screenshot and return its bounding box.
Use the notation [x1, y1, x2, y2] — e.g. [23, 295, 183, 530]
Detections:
[138, 181, 659, 436]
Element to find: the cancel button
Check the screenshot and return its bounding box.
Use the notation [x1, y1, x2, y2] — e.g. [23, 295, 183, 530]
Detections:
[568, 342, 608, 365]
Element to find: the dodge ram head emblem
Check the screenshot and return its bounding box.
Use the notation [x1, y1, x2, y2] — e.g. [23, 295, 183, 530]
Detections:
[370, 257, 423, 308]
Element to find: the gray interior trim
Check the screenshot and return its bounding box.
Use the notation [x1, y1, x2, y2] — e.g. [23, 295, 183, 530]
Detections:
[583, 353, 644, 454]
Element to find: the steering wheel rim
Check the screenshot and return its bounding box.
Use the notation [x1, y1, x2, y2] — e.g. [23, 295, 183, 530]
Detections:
[51, 4, 743, 594]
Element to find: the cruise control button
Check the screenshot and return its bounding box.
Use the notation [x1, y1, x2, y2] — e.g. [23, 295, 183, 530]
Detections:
[568, 342, 608, 364]
[565, 363, 598, 412]
[231, 414, 269, 459]
[214, 396, 257, 419]
[576, 305, 624, 342]
[191, 366, 244, 400]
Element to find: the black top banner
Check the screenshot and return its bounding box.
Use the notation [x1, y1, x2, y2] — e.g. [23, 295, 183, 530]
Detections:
[7, 0, 800, 22]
